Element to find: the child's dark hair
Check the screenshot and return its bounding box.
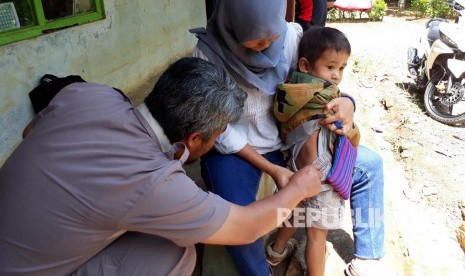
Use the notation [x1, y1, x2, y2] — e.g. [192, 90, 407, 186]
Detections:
[298, 26, 351, 69]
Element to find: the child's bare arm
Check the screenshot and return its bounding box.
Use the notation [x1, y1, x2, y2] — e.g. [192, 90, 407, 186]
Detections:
[295, 131, 320, 170]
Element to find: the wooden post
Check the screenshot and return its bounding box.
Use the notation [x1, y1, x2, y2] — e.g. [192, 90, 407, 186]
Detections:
[286, 0, 295, 22]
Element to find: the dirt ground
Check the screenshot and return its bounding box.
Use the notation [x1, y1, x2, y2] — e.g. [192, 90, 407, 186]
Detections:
[325, 11, 465, 275]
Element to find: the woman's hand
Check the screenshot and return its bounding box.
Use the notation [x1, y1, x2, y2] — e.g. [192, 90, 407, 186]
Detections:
[268, 165, 294, 190]
[320, 97, 355, 135]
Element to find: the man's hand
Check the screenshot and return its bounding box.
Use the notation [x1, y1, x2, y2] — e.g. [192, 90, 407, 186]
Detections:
[320, 97, 355, 135]
[289, 163, 322, 198]
[268, 165, 294, 190]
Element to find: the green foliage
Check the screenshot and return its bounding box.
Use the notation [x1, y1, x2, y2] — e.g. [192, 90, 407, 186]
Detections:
[391, 0, 417, 8]
[327, 8, 339, 22]
[411, 0, 430, 16]
[429, 0, 454, 17]
[369, 0, 388, 21]
[348, 10, 358, 19]
[411, 0, 453, 18]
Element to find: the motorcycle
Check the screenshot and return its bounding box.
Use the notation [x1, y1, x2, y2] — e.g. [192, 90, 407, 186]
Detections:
[407, 0, 465, 125]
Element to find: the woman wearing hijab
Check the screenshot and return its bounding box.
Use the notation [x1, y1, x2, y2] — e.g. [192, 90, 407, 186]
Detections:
[191, 1, 391, 275]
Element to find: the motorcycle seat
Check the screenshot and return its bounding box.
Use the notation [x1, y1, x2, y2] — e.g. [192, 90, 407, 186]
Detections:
[426, 18, 449, 46]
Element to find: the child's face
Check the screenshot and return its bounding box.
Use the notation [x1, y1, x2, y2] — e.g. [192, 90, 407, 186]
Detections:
[305, 50, 349, 85]
[241, 34, 280, 52]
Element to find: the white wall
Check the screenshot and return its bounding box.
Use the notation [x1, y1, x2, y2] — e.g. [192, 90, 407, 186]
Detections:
[0, 0, 206, 165]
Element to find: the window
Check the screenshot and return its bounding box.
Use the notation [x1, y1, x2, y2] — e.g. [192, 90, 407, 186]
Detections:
[0, 0, 104, 46]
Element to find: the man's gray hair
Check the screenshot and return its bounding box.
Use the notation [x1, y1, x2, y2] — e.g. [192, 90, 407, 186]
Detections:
[145, 57, 247, 142]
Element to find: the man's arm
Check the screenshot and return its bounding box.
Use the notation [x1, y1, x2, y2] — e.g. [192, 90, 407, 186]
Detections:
[202, 163, 321, 245]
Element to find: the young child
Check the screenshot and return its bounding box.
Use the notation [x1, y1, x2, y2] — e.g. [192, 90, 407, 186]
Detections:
[269, 26, 360, 276]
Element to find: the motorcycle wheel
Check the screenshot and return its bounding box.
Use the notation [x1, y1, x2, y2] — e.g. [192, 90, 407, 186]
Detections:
[424, 76, 465, 125]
